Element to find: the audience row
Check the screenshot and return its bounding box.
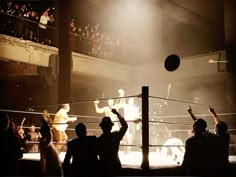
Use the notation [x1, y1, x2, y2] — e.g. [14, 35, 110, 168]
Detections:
[0, 104, 233, 176]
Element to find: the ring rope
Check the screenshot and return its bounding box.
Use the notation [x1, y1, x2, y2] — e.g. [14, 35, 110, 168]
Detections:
[149, 95, 209, 107]
[1, 109, 235, 121]
[0, 109, 102, 119]
[2, 110, 236, 131]
[149, 144, 185, 147]
[21, 125, 236, 132]
[30, 95, 140, 108]
[21, 126, 103, 132]
[24, 141, 236, 148]
[150, 129, 191, 132]
[149, 120, 192, 126]
[150, 144, 236, 147]
[149, 120, 236, 130]
[2, 109, 236, 129]
[156, 112, 236, 119]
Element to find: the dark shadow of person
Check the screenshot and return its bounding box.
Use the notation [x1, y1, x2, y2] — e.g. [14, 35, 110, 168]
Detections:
[39, 118, 63, 176]
[63, 122, 99, 176]
[0, 112, 23, 176]
[97, 109, 128, 176]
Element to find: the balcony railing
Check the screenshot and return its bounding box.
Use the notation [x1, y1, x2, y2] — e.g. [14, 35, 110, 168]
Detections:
[0, 11, 134, 63]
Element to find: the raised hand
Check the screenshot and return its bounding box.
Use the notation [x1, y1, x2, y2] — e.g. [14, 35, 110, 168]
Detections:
[187, 105, 192, 114]
[209, 105, 220, 123]
[208, 105, 215, 114]
[111, 108, 118, 115]
[94, 100, 99, 105]
[187, 105, 197, 121]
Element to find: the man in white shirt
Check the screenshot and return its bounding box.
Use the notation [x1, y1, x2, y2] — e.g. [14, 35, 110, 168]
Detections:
[38, 8, 54, 44]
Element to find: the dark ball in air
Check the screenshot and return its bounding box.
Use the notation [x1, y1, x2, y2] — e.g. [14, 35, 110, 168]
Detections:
[164, 54, 180, 71]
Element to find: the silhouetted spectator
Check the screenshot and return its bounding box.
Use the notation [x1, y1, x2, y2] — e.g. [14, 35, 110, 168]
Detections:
[15, 4, 27, 38]
[24, 9, 38, 40]
[97, 109, 128, 176]
[182, 107, 212, 176]
[4, 1, 13, 14]
[63, 123, 99, 176]
[28, 10, 39, 41]
[39, 118, 63, 176]
[69, 18, 77, 50]
[75, 26, 85, 53]
[209, 106, 230, 175]
[41, 109, 53, 127]
[0, 112, 23, 176]
[3, 1, 14, 35]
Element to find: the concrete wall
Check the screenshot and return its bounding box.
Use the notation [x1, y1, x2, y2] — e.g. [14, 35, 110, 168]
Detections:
[0, 34, 129, 82]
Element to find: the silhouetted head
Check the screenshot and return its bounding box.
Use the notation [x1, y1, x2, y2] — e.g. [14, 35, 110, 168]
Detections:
[75, 123, 87, 137]
[0, 112, 10, 130]
[192, 118, 207, 134]
[43, 110, 49, 117]
[215, 121, 228, 135]
[62, 104, 70, 112]
[99, 117, 114, 132]
[40, 121, 50, 138]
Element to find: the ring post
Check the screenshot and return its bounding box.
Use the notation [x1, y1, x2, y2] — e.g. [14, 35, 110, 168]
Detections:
[141, 86, 149, 169]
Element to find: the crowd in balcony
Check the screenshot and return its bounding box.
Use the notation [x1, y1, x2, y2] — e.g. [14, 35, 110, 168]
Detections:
[0, 1, 135, 63]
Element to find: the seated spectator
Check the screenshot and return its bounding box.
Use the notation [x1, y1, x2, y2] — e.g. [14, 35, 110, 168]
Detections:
[63, 123, 99, 176]
[97, 109, 128, 176]
[25, 124, 40, 152]
[0, 112, 23, 176]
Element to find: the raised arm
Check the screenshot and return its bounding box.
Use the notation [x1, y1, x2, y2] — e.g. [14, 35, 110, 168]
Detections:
[94, 100, 105, 114]
[209, 106, 220, 123]
[111, 109, 128, 140]
[42, 7, 50, 16]
[187, 105, 197, 121]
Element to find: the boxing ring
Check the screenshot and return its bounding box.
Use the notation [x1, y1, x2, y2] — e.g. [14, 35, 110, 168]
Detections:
[1, 86, 236, 169]
[22, 151, 183, 168]
[21, 151, 236, 168]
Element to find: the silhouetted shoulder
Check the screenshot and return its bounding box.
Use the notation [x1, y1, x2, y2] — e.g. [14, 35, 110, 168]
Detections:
[68, 136, 97, 148]
[185, 136, 194, 143]
[86, 135, 97, 139]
